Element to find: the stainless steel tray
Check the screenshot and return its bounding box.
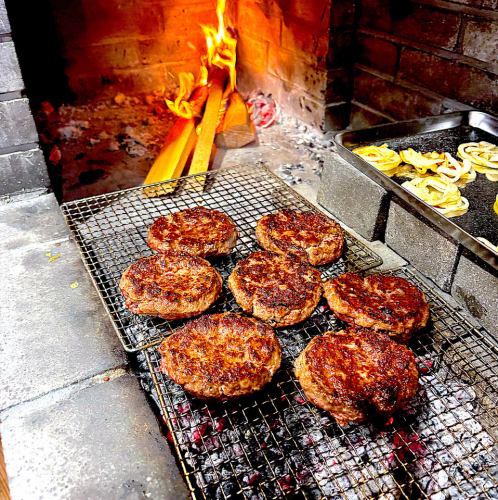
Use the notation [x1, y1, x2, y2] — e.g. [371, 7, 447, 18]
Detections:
[334, 111, 498, 270]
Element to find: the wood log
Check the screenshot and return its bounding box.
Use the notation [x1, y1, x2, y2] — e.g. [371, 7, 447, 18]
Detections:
[188, 69, 227, 180]
[215, 91, 255, 149]
[143, 86, 208, 196]
[143, 119, 197, 196]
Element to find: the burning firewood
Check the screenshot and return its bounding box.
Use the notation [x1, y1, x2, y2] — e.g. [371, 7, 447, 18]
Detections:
[190, 69, 227, 180]
[144, 0, 253, 193]
[143, 85, 208, 196]
[216, 91, 256, 149]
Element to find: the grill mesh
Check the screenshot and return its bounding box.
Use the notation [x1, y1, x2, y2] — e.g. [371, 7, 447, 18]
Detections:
[61, 164, 381, 352]
[145, 267, 498, 499]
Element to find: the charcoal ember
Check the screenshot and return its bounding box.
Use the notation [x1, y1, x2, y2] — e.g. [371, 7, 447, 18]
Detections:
[215, 480, 237, 499]
[244, 471, 261, 486]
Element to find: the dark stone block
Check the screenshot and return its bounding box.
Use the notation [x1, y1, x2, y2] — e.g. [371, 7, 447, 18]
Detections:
[452, 252, 498, 335]
[0, 148, 49, 196]
[353, 69, 443, 121]
[325, 68, 352, 104]
[398, 48, 497, 114]
[324, 102, 350, 131]
[462, 19, 498, 65]
[0, 99, 39, 148]
[1, 373, 189, 499]
[385, 201, 460, 292]
[359, 0, 461, 50]
[318, 154, 389, 240]
[0, 42, 23, 93]
[356, 34, 399, 76]
[349, 102, 391, 129]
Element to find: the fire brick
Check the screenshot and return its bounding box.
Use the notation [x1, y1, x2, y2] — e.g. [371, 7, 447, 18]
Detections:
[237, 35, 269, 75]
[268, 46, 327, 100]
[398, 48, 497, 113]
[452, 253, 498, 335]
[353, 70, 443, 121]
[236, 0, 281, 46]
[287, 0, 330, 26]
[356, 35, 399, 76]
[0, 42, 23, 93]
[81, 0, 165, 42]
[359, 1, 461, 50]
[385, 201, 460, 292]
[281, 17, 328, 58]
[317, 155, 389, 241]
[462, 19, 498, 65]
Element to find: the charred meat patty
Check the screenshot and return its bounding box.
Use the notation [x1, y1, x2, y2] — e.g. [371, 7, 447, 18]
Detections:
[323, 273, 430, 343]
[295, 328, 419, 425]
[119, 252, 222, 320]
[228, 250, 322, 327]
[147, 206, 238, 257]
[256, 209, 345, 266]
[159, 313, 282, 399]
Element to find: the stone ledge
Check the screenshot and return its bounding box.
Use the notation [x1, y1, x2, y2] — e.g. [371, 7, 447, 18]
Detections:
[385, 200, 460, 292]
[0, 148, 49, 196]
[0, 193, 68, 250]
[452, 252, 498, 335]
[0, 236, 126, 411]
[317, 154, 389, 241]
[1, 372, 189, 499]
[0, 42, 23, 93]
[0, 99, 38, 149]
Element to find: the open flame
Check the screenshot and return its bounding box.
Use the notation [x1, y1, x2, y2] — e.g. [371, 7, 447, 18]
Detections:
[165, 0, 237, 118]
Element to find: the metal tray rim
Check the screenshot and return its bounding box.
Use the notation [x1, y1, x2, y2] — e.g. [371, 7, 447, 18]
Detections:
[333, 111, 498, 270]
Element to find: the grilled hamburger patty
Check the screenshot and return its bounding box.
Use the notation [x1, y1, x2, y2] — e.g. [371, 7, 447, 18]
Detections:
[323, 273, 429, 343]
[256, 209, 345, 266]
[228, 251, 322, 327]
[148, 206, 238, 257]
[119, 252, 222, 320]
[159, 313, 282, 399]
[295, 328, 419, 425]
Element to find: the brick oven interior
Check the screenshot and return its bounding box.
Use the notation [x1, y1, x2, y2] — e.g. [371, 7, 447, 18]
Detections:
[1, 1, 497, 498]
[4, 0, 497, 202]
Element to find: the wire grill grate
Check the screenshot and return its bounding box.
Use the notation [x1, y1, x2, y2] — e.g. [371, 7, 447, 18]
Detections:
[145, 266, 498, 499]
[61, 164, 382, 352]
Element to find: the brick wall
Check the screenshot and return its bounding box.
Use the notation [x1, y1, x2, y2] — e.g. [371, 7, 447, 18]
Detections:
[0, 0, 49, 197]
[47, 0, 218, 99]
[233, 0, 334, 129]
[351, 0, 498, 128]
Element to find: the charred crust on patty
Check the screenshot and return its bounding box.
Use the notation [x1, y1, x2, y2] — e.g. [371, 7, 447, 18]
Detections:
[256, 209, 344, 266]
[147, 206, 238, 257]
[323, 273, 430, 343]
[294, 327, 419, 425]
[119, 252, 222, 320]
[228, 250, 322, 327]
[159, 313, 282, 399]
